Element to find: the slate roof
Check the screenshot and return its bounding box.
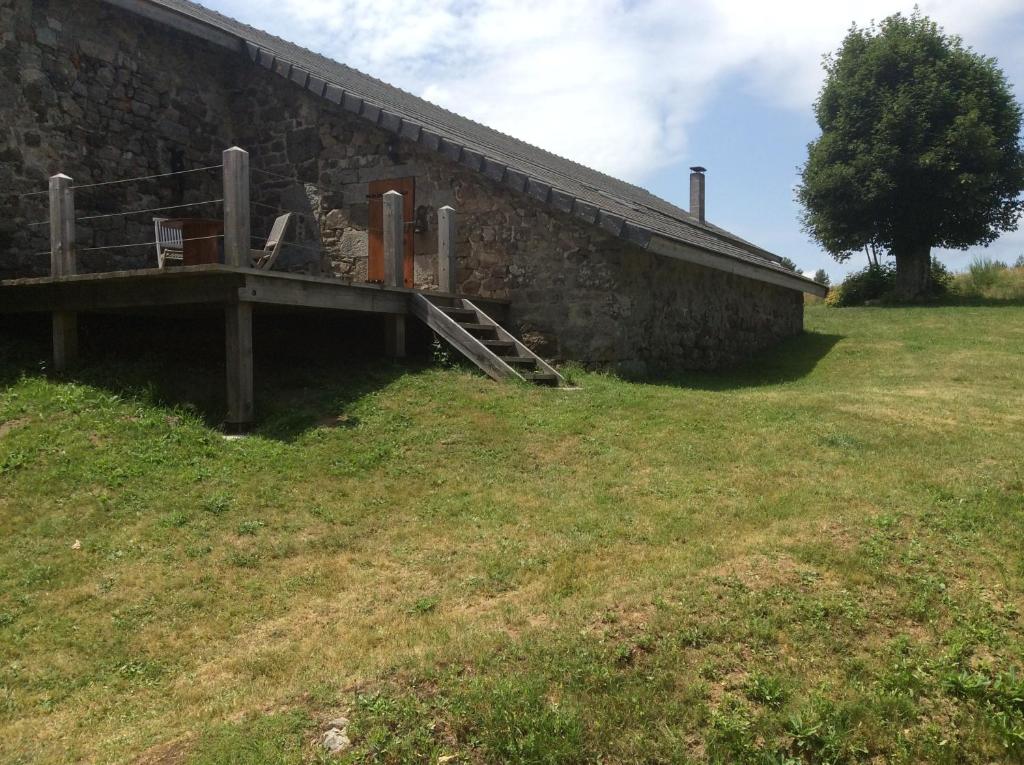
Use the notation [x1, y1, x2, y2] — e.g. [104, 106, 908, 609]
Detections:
[107, 0, 818, 290]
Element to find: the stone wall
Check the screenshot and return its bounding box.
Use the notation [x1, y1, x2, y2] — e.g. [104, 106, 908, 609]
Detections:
[0, 0, 803, 371]
[233, 65, 803, 371]
[0, 0, 239, 277]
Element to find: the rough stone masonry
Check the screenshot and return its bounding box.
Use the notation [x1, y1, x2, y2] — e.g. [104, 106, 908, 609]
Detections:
[1, 0, 803, 373]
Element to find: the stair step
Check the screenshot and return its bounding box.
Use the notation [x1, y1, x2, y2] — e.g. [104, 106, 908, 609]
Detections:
[414, 294, 564, 388]
[521, 371, 559, 385]
[441, 307, 477, 319]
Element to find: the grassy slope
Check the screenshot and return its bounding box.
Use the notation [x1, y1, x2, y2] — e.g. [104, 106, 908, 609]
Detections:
[0, 304, 1022, 764]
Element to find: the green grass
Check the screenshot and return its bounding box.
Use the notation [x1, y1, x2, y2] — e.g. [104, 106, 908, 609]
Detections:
[1, 304, 1023, 763]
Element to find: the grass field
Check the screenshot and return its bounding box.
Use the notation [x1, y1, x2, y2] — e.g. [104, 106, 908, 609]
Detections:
[1, 303, 1022, 764]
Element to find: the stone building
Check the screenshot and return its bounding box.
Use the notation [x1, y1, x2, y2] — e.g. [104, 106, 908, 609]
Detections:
[1, 0, 826, 374]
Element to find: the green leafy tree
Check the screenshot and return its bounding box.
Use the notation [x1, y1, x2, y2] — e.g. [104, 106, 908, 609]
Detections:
[813, 268, 831, 286]
[798, 11, 1024, 300]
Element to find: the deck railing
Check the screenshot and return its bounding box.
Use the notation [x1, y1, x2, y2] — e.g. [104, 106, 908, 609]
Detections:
[38, 146, 458, 291]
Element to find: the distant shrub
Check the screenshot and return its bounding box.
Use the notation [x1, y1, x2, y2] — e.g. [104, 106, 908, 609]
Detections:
[827, 260, 951, 306]
[949, 258, 1024, 301]
[930, 259, 952, 295]
[827, 263, 894, 306]
[966, 257, 1008, 290]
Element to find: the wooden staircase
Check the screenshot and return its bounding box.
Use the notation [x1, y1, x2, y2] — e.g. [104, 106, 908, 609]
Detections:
[410, 294, 564, 386]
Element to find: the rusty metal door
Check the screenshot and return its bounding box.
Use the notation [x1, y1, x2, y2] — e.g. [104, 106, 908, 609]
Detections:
[368, 177, 415, 286]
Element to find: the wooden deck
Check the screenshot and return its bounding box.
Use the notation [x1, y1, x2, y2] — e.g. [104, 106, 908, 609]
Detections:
[0, 264, 509, 429]
[6, 149, 541, 428]
[0, 264, 448, 315]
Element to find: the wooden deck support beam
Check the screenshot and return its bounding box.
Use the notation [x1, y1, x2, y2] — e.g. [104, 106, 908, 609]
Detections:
[224, 302, 254, 430]
[52, 311, 78, 374]
[438, 205, 456, 293]
[382, 189, 406, 357]
[49, 173, 78, 372]
[223, 147, 251, 268]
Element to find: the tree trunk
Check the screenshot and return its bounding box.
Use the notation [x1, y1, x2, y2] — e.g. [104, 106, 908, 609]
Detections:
[894, 246, 931, 301]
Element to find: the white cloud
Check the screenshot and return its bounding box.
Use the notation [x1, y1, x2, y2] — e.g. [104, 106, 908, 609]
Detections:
[215, 0, 1021, 182]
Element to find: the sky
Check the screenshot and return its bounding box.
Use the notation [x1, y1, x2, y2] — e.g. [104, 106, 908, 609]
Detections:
[209, 0, 1024, 280]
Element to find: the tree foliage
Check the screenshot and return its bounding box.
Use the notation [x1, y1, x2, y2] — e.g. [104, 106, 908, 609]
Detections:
[797, 11, 1024, 298]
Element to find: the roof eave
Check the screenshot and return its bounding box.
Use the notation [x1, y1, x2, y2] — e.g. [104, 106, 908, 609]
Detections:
[102, 0, 241, 50]
[647, 235, 829, 296]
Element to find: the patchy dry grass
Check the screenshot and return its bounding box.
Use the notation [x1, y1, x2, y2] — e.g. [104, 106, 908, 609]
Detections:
[0, 304, 1022, 763]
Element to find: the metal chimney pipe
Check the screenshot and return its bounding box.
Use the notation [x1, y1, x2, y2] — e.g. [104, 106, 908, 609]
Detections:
[689, 166, 706, 225]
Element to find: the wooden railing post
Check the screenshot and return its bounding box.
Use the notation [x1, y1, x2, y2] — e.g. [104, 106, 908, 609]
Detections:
[382, 189, 406, 357]
[438, 205, 456, 293]
[383, 190, 404, 288]
[223, 147, 251, 267]
[49, 172, 77, 372]
[49, 173, 76, 277]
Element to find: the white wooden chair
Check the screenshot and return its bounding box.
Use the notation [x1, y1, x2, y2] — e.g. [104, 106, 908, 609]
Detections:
[251, 213, 293, 270]
[154, 218, 183, 268]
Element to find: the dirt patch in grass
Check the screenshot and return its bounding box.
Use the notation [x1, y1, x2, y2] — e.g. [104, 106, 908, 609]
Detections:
[0, 416, 28, 438]
[814, 518, 862, 553]
[584, 602, 656, 637]
[706, 553, 831, 593]
[704, 665, 752, 706]
[132, 736, 193, 765]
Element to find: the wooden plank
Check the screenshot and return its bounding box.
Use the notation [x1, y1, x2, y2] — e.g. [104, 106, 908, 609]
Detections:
[437, 206, 457, 293]
[1, 263, 241, 287]
[0, 270, 244, 312]
[0, 265, 426, 316]
[223, 147, 251, 268]
[410, 294, 520, 382]
[225, 302, 254, 428]
[238, 275, 408, 314]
